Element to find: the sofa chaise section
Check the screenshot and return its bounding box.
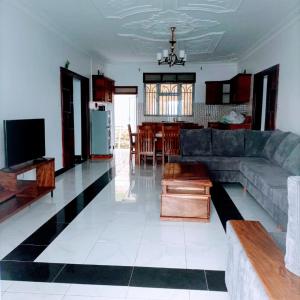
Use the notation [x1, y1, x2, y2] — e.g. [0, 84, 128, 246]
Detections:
[174, 128, 300, 229]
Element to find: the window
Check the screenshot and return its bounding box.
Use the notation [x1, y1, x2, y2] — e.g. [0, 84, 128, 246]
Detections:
[145, 83, 194, 116]
[144, 73, 195, 116]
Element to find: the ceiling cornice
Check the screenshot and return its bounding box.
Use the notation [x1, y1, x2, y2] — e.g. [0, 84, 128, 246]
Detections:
[238, 5, 300, 62]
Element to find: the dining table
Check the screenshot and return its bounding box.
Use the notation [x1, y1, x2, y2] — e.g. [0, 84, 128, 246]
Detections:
[134, 122, 202, 165]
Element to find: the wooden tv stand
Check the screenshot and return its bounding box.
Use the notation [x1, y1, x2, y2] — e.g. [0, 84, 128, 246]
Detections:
[0, 158, 55, 222]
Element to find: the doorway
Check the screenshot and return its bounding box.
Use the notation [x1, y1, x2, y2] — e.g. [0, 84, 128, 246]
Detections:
[60, 68, 90, 170]
[114, 94, 137, 149]
[252, 64, 279, 130]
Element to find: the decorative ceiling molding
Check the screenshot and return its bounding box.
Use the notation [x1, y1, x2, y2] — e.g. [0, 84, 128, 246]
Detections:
[91, 0, 162, 19]
[181, 33, 224, 54]
[120, 10, 219, 38]
[177, 0, 243, 13]
[130, 32, 224, 61]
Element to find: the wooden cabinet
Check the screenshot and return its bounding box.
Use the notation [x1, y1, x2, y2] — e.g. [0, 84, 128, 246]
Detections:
[0, 158, 55, 222]
[93, 75, 115, 102]
[205, 73, 252, 104]
[230, 74, 252, 103]
[205, 81, 222, 104]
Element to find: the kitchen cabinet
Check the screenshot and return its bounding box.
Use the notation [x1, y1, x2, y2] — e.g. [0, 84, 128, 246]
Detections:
[92, 75, 115, 102]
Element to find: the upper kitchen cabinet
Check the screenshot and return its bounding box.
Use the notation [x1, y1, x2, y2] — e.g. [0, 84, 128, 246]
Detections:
[230, 74, 252, 104]
[205, 73, 252, 105]
[92, 75, 115, 102]
[205, 80, 231, 105]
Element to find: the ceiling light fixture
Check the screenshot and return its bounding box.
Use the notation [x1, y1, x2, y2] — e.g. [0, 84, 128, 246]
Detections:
[157, 27, 186, 67]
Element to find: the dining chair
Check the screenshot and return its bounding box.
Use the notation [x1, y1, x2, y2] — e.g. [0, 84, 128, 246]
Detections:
[138, 128, 156, 166]
[128, 124, 136, 162]
[162, 125, 180, 165]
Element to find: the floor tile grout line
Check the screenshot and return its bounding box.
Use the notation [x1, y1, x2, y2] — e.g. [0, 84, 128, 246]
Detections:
[51, 264, 67, 283]
[203, 270, 209, 291]
[125, 218, 148, 297]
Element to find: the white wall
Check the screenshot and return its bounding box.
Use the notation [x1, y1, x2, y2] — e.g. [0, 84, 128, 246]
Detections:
[238, 16, 300, 135]
[104, 62, 238, 104]
[0, 1, 96, 169]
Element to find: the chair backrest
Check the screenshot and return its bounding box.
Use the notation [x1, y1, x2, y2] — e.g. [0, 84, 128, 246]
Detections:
[138, 128, 155, 154]
[162, 125, 180, 155]
[128, 124, 134, 146]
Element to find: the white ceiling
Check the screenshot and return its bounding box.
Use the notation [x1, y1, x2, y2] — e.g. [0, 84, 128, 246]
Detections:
[14, 0, 300, 63]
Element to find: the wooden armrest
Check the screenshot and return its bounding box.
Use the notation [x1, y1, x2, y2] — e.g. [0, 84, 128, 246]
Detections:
[229, 220, 300, 300]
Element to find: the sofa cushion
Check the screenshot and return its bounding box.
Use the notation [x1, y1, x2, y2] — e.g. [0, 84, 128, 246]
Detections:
[282, 143, 300, 175]
[262, 130, 289, 161]
[244, 130, 273, 157]
[240, 160, 291, 200]
[212, 129, 245, 156]
[273, 133, 300, 166]
[180, 128, 212, 156]
[176, 156, 241, 171]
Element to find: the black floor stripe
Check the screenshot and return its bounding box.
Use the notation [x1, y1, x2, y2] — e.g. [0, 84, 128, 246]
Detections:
[0, 261, 226, 291]
[130, 267, 208, 290]
[211, 182, 244, 231]
[2, 168, 114, 261]
[0, 174, 236, 292]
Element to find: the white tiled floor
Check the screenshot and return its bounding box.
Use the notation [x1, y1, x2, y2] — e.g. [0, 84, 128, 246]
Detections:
[0, 149, 280, 299]
[35, 151, 228, 271]
[0, 281, 229, 300]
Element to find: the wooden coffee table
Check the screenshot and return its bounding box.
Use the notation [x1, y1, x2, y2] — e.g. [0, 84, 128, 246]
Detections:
[161, 162, 213, 222]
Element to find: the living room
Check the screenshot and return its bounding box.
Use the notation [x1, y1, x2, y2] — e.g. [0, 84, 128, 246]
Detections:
[0, 0, 300, 299]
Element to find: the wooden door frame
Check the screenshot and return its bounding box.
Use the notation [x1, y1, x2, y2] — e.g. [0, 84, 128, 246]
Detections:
[60, 67, 90, 169]
[252, 64, 279, 130]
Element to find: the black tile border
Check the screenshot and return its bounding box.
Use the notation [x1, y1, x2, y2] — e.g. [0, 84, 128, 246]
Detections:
[2, 168, 114, 262]
[0, 261, 226, 291]
[0, 171, 237, 292]
[211, 182, 244, 231]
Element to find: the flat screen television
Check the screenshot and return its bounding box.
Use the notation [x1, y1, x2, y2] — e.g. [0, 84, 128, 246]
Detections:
[3, 119, 45, 168]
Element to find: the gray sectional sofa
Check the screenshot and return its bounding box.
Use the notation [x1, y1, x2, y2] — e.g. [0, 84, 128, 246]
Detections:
[171, 128, 300, 229]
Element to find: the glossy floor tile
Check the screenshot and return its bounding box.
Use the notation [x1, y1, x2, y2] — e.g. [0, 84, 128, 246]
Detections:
[223, 183, 278, 232]
[0, 149, 281, 298]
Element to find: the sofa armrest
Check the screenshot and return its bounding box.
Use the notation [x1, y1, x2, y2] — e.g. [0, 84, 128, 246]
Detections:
[226, 220, 300, 300]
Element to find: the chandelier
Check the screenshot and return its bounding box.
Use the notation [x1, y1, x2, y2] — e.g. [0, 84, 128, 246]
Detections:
[156, 27, 187, 67]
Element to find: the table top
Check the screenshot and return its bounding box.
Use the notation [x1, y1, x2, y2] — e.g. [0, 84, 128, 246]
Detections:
[162, 162, 212, 186]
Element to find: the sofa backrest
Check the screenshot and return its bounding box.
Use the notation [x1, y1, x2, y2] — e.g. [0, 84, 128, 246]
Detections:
[282, 144, 300, 175]
[179, 129, 300, 168]
[244, 130, 273, 157]
[212, 129, 245, 157]
[262, 130, 289, 160]
[180, 128, 212, 156]
[273, 133, 300, 166]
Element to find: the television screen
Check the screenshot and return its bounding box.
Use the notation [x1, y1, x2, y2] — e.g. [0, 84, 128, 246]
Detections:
[3, 119, 45, 168]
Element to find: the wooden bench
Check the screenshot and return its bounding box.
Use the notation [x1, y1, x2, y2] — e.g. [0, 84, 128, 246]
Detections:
[227, 220, 300, 299]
